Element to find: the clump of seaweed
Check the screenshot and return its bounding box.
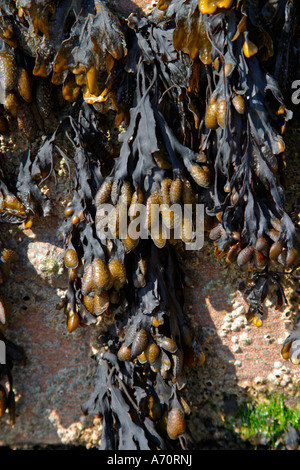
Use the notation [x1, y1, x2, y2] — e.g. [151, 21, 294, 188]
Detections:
[159, 0, 300, 327]
[51, 98, 204, 447]
[0, 0, 299, 450]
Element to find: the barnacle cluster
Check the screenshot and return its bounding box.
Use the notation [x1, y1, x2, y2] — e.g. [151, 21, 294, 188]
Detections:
[0, 0, 299, 450]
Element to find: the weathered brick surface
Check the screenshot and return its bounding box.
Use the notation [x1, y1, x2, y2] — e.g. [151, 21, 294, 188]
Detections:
[0, 221, 98, 447]
[0, 0, 299, 449]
